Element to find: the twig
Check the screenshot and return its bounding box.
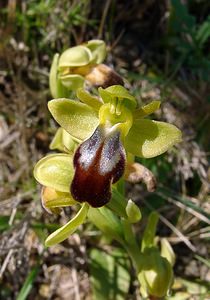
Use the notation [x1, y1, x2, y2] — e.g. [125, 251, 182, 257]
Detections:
[142, 199, 197, 252]
[98, 0, 112, 39]
[0, 249, 13, 279]
[157, 191, 210, 225]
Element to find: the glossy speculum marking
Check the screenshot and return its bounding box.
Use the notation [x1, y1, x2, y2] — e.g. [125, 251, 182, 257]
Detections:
[71, 125, 125, 207]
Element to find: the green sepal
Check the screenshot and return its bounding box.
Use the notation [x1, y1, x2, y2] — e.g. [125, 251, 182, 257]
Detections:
[45, 203, 89, 246]
[99, 85, 137, 110]
[33, 153, 74, 193]
[49, 53, 69, 98]
[50, 128, 77, 153]
[60, 74, 85, 90]
[133, 100, 161, 119]
[76, 88, 102, 111]
[58, 45, 92, 68]
[48, 98, 99, 140]
[86, 39, 106, 64]
[125, 119, 182, 158]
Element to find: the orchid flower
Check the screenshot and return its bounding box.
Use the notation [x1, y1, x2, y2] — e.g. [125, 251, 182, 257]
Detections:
[34, 85, 181, 246]
[49, 40, 123, 98]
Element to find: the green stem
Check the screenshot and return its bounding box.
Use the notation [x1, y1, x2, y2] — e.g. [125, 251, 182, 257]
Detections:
[121, 219, 143, 273]
[123, 242, 144, 273]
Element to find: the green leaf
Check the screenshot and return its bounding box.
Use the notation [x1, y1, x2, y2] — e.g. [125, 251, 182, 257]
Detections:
[141, 212, 159, 251]
[125, 119, 182, 158]
[88, 206, 124, 243]
[0, 216, 10, 231]
[48, 98, 99, 140]
[45, 203, 89, 246]
[194, 255, 210, 268]
[33, 153, 74, 193]
[90, 248, 131, 300]
[59, 45, 92, 67]
[17, 266, 39, 300]
[86, 39, 107, 64]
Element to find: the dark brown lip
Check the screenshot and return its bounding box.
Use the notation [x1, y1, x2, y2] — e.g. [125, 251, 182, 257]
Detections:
[70, 125, 125, 207]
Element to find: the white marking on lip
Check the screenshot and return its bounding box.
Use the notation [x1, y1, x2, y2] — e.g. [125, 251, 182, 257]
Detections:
[78, 127, 102, 170]
[99, 131, 122, 175]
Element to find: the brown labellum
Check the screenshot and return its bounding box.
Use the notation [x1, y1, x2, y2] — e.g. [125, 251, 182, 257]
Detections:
[71, 126, 125, 207]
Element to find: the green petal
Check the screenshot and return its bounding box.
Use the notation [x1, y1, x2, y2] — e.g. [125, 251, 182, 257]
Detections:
[48, 99, 99, 140]
[45, 203, 89, 246]
[99, 85, 136, 110]
[133, 101, 161, 119]
[50, 128, 77, 153]
[60, 74, 85, 90]
[86, 40, 106, 64]
[125, 119, 182, 158]
[59, 45, 92, 68]
[49, 53, 69, 98]
[34, 154, 74, 192]
[76, 88, 102, 111]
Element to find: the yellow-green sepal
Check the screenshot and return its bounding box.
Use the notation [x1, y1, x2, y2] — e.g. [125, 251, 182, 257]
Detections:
[33, 153, 74, 193]
[45, 203, 89, 246]
[125, 119, 182, 158]
[48, 98, 99, 140]
[86, 39, 106, 64]
[58, 45, 92, 68]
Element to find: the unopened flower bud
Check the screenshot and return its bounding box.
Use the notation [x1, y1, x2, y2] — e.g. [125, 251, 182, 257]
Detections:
[138, 248, 173, 298]
[41, 187, 76, 214]
[126, 199, 142, 223]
